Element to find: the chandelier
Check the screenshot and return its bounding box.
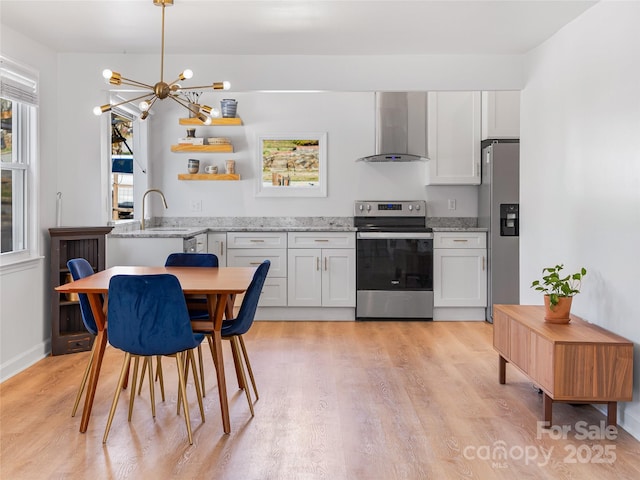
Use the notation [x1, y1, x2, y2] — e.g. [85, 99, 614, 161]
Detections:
[93, 0, 229, 125]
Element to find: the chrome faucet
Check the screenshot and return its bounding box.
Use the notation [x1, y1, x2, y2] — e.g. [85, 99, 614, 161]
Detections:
[141, 189, 168, 230]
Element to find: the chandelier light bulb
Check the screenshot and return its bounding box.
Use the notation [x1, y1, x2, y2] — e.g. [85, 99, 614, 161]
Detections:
[139, 101, 150, 112]
[183, 69, 193, 79]
[93, 106, 103, 116]
[222, 81, 231, 90]
[102, 69, 113, 79]
[203, 116, 213, 126]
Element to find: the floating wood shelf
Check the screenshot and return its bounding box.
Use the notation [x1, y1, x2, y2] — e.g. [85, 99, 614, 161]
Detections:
[179, 117, 243, 126]
[178, 173, 241, 181]
[171, 144, 233, 153]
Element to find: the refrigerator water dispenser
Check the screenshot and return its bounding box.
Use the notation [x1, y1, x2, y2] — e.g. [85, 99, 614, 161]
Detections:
[500, 204, 519, 236]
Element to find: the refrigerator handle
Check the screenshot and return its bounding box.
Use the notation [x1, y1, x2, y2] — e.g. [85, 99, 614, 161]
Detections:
[482, 256, 485, 271]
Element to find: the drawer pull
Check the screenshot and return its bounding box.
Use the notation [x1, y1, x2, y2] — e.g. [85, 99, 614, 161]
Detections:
[324, 257, 328, 271]
[220, 241, 224, 256]
[316, 257, 320, 271]
[453, 239, 468, 242]
[250, 239, 265, 243]
[249, 262, 262, 265]
[314, 239, 329, 242]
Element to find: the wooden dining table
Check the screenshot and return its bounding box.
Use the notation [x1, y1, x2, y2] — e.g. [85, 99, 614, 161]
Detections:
[55, 265, 257, 434]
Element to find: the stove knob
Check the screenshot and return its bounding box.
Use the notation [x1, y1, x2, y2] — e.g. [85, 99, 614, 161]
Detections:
[358, 204, 363, 212]
[408, 205, 413, 211]
[415, 204, 421, 211]
[366, 204, 371, 211]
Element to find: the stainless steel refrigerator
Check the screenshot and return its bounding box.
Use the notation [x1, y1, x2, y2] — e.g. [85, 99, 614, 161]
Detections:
[478, 140, 520, 323]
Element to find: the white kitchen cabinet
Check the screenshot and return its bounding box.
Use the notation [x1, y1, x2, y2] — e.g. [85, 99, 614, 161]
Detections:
[433, 232, 487, 308]
[207, 232, 227, 266]
[425, 91, 481, 185]
[107, 236, 183, 267]
[481, 91, 520, 140]
[226, 232, 287, 306]
[287, 232, 356, 307]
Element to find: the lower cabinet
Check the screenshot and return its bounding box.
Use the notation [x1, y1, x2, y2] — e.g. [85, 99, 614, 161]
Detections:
[287, 232, 355, 307]
[207, 232, 227, 266]
[107, 236, 184, 267]
[226, 232, 287, 306]
[433, 232, 487, 308]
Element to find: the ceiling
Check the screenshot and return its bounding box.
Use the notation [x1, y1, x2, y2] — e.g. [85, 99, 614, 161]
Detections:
[1, 0, 596, 56]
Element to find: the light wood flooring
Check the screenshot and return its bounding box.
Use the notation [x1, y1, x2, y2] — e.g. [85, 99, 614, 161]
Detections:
[2, 321, 640, 479]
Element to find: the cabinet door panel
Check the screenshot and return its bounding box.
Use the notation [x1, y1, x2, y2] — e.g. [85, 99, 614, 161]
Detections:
[287, 249, 322, 306]
[321, 249, 356, 307]
[207, 232, 227, 266]
[227, 248, 286, 277]
[433, 248, 487, 307]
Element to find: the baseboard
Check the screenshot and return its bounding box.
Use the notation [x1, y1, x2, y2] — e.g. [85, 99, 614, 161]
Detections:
[255, 307, 355, 321]
[0, 339, 51, 382]
[433, 307, 486, 321]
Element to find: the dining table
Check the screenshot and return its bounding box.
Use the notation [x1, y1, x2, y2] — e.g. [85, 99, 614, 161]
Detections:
[55, 265, 257, 434]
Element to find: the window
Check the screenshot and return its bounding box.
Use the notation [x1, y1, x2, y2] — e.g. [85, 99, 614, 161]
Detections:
[0, 56, 38, 260]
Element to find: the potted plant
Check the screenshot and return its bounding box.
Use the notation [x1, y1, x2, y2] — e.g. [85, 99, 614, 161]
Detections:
[530, 264, 587, 323]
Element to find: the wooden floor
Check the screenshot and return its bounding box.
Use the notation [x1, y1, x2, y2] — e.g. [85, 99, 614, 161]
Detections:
[2, 321, 640, 479]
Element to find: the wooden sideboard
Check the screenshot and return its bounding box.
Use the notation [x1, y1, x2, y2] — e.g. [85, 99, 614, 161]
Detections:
[493, 304, 633, 426]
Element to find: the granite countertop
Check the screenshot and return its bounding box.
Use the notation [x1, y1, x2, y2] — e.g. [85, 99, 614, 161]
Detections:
[108, 216, 484, 238]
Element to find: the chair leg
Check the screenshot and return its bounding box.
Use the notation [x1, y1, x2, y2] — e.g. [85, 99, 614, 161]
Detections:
[187, 349, 205, 423]
[175, 352, 194, 445]
[238, 335, 259, 401]
[231, 336, 254, 417]
[229, 336, 246, 390]
[128, 357, 140, 421]
[137, 357, 147, 395]
[103, 352, 131, 444]
[147, 357, 156, 418]
[197, 344, 206, 397]
[156, 355, 165, 402]
[177, 353, 190, 415]
[71, 337, 97, 417]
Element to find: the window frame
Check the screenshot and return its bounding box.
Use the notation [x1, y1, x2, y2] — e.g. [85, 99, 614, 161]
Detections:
[0, 56, 39, 267]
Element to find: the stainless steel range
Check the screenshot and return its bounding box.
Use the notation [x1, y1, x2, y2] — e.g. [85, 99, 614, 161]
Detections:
[355, 200, 433, 320]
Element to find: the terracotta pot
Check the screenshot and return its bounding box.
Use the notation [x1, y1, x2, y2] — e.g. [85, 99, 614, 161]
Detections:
[544, 295, 572, 324]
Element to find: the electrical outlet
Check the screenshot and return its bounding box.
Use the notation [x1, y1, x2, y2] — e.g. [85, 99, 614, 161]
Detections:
[448, 199, 456, 210]
[190, 199, 202, 213]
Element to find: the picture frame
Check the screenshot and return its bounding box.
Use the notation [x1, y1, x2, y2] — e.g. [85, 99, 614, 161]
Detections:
[255, 133, 327, 197]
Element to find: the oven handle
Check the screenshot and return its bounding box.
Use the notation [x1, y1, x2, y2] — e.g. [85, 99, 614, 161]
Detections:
[357, 232, 434, 240]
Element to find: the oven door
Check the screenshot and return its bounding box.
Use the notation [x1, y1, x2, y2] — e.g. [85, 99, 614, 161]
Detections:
[356, 232, 433, 319]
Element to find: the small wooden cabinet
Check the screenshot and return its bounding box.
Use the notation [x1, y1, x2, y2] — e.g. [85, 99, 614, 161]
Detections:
[493, 304, 633, 426]
[49, 226, 112, 356]
[425, 91, 481, 185]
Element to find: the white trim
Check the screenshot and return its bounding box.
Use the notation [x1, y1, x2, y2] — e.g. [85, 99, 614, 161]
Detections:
[0, 339, 50, 383]
[0, 255, 43, 275]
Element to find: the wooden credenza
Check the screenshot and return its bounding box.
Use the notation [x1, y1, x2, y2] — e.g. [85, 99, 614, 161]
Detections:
[493, 304, 633, 426]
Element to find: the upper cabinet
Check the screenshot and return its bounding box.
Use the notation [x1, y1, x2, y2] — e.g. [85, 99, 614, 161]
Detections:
[481, 91, 520, 140]
[425, 91, 481, 185]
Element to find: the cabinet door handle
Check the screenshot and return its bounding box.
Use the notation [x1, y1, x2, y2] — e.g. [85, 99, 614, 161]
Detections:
[250, 239, 264, 243]
[315, 239, 329, 242]
[453, 239, 468, 242]
[324, 257, 328, 271]
[482, 256, 485, 271]
[316, 257, 320, 271]
[220, 241, 224, 256]
[249, 262, 262, 266]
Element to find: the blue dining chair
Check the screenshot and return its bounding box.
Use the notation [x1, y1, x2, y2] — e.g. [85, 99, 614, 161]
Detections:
[196, 260, 270, 417]
[104, 274, 205, 445]
[137, 252, 219, 401]
[67, 258, 99, 418]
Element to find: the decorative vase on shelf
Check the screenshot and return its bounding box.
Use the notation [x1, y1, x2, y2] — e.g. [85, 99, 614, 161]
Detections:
[220, 99, 237, 118]
[188, 104, 199, 118]
[543, 295, 572, 324]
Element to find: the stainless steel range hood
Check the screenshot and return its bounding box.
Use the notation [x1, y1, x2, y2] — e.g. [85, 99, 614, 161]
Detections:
[357, 92, 428, 162]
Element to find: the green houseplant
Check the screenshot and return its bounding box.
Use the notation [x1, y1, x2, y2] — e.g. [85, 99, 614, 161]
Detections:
[530, 264, 587, 322]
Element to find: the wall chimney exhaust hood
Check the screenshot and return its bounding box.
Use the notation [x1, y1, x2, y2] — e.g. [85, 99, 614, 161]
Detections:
[357, 92, 428, 162]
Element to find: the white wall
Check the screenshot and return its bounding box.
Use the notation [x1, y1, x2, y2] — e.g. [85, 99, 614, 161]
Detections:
[56, 53, 525, 224]
[520, 1, 640, 439]
[0, 26, 58, 380]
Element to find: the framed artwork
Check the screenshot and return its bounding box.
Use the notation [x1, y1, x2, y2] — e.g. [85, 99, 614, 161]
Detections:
[256, 133, 327, 197]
